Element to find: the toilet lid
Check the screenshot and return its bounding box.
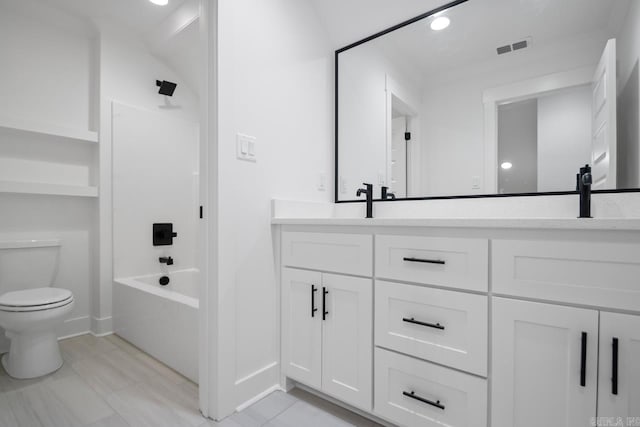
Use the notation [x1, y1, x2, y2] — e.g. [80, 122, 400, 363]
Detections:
[0, 288, 73, 309]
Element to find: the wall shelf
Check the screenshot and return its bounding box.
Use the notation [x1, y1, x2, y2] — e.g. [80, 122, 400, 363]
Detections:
[0, 115, 98, 144]
[0, 181, 98, 198]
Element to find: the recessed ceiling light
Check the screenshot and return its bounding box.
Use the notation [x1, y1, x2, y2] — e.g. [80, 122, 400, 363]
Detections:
[501, 162, 513, 170]
[149, 0, 168, 5]
[430, 16, 450, 31]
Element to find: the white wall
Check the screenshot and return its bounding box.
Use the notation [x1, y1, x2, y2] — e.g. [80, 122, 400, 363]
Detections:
[0, 0, 94, 130]
[0, 3, 97, 349]
[338, 41, 422, 200]
[112, 103, 198, 278]
[420, 32, 606, 196]
[616, 0, 640, 188]
[537, 86, 592, 192]
[212, 0, 333, 418]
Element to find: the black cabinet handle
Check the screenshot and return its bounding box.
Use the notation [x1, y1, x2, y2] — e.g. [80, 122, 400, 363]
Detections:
[322, 287, 329, 320]
[402, 391, 445, 410]
[402, 317, 445, 330]
[311, 285, 318, 318]
[403, 257, 445, 265]
[580, 332, 587, 387]
[612, 337, 619, 395]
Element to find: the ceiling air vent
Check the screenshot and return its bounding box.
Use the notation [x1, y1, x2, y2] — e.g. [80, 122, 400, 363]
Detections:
[497, 37, 532, 56]
[512, 40, 528, 51]
[497, 45, 512, 55]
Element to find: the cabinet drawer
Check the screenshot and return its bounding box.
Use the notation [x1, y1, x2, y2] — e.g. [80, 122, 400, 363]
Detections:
[375, 280, 487, 376]
[282, 232, 372, 276]
[375, 235, 488, 291]
[374, 348, 487, 427]
[492, 239, 640, 311]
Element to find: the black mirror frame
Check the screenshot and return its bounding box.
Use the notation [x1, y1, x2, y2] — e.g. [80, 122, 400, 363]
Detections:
[334, 0, 640, 204]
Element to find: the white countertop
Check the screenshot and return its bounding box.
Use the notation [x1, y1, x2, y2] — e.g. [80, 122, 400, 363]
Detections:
[271, 217, 640, 230]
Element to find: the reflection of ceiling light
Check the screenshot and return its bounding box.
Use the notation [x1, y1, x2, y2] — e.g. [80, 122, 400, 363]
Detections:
[430, 16, 450, 31]
[149, 0, 168, 5]
[501, 162, 513, 170]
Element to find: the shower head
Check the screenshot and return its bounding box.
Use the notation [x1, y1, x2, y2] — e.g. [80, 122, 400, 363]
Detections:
[156, 80, 177, 96]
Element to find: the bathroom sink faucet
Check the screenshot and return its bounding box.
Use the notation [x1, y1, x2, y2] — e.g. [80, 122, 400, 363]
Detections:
[356, 183, 374, 218]
[159, 256, 174, 266]
[381, 186, 396, 200]
[577, 164, 592, 218]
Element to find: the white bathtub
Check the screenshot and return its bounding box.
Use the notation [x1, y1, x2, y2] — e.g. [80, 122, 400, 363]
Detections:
[113, 269, 199, 383]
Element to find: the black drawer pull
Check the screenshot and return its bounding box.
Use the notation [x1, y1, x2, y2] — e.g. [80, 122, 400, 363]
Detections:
[612, 337, 619, 395]
[580, 332, 587, 387]
[403, 317, 445, 330]
[322, 287, 329, 320]
[311, 285, 318, 318]
[403, 257, 445, 265]
[402, 391, 445, 410]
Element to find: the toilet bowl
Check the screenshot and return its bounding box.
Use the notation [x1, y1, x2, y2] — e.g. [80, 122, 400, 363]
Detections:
[0, 288, 74, 379]
[0, 240, 75, 379]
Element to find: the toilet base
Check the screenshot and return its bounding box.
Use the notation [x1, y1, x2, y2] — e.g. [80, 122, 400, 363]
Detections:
[2, 330, 63, 379]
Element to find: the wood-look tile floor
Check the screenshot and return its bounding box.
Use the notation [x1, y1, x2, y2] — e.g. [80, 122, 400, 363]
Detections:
[0, 334, 381, 427]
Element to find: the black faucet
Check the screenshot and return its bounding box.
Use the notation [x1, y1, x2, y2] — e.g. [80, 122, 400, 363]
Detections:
[381, 186, 396, 200]
[577, 164, 592, 218]
[159, 256, 174, 266]
[356, 183, 374, 218]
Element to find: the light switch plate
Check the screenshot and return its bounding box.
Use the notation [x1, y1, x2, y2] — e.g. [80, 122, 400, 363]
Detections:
[236, 134, 257, 162]
[318, 172, 327, 191]
[472, 176, 481, 190]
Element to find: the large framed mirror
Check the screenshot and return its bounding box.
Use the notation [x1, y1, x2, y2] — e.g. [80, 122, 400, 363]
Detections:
[335, 0, 640, 202]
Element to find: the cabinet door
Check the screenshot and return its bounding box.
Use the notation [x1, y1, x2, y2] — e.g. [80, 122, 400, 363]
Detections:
[321, 273, 373, 411]
[598, 312, 640, 419]
[281, 268, 322, 389]
[492, 298, 598, 427]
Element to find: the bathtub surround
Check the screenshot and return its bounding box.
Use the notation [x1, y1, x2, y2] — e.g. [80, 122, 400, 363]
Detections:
[113, 269, 199, 383]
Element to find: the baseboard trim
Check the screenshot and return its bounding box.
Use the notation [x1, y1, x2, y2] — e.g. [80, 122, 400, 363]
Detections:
[91, 316, 114, 336]
[235, 383, 284, 412]
[57, 315, 91, 340]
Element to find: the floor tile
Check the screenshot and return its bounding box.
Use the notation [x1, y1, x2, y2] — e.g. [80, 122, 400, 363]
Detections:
[70, 351, 137, 397]
[104, 335, 142, 356]
[60, 334, 119, 364]
[44, 375, 114, 425]
[105, 382, 197, 427]
[85, 413, 131, 427]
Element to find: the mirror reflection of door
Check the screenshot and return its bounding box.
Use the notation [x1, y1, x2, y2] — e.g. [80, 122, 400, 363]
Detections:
[496, 39, 617, 194]
[391, 116, 407, 198]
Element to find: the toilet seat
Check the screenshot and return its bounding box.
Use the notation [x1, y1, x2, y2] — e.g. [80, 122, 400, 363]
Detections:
[0, 288, 73, 312]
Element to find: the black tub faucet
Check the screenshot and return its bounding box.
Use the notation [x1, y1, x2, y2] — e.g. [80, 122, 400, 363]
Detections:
[159, 256, 174, 266]
[356, 183, 374, 218]
[381, 186, 396, 200]
[577, 164, 592, 218]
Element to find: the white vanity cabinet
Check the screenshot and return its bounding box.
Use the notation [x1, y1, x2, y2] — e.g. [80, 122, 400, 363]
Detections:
[275, 222, 640, 427]
[598, 312, 640, 420]
[281, 232, 373, 411]
[491, 298, 599, 427]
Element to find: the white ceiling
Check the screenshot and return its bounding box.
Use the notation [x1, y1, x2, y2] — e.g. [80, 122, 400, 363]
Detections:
[40, 0, 190, 38]
[310, 0, 452, 49]
[330, 0, 629, 85]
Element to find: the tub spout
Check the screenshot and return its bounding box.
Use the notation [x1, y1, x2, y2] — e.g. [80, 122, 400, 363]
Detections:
[159, 256, 174, 266]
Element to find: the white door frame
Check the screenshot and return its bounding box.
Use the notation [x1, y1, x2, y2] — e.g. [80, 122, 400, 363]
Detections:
[198, 0, 218, 420]
[482, 66, 594, 193]
[385, 74, 421, 197]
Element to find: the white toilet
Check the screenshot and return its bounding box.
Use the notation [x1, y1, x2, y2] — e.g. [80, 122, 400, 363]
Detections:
[0, 239, 74, 379]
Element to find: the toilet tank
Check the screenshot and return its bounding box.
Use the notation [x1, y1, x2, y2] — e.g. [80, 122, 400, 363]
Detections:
[0, 240, 61, 294]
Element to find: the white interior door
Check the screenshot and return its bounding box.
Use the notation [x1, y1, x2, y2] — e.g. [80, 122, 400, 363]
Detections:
[391, 116, 407, 197]
[321, 273, 372, 411]
[591, 38, 617, 189]
[492, 298, 598, 427]
[281, 268, 322, 389]
[598, 312, 640, 419]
